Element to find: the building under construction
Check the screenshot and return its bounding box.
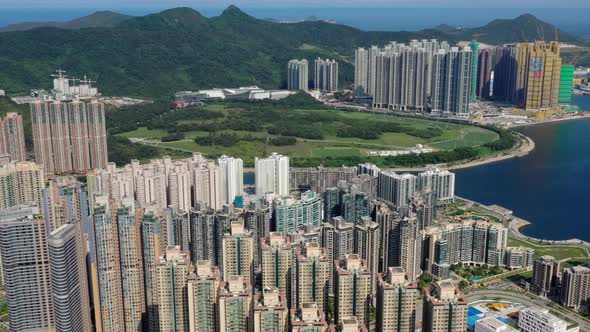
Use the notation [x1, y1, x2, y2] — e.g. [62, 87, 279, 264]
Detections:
[521, 41, 562, 111]
[493, 41, 562, 111]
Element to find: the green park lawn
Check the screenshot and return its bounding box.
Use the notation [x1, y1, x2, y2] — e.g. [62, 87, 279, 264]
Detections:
[117, 104, 499, 166]
[508, 237, 589, 261]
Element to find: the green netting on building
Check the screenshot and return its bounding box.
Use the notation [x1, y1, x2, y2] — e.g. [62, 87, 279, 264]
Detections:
[559, 65, 574, 104]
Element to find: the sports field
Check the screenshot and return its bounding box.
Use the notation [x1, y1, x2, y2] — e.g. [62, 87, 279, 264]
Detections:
[118, 104, 498, 165]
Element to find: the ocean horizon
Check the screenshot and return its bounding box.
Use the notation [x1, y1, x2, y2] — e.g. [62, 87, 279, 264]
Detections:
[1, 7, 589, 35]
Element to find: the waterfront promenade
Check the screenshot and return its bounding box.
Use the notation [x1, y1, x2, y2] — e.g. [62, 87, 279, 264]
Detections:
[458, 196, 590, 256]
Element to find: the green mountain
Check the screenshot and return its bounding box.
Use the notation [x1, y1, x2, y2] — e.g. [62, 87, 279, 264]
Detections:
[0, 7, 586, 98]
[440, 14, 588, 46]
[0, 11, 132, 32]
[0, 6, 449, 97]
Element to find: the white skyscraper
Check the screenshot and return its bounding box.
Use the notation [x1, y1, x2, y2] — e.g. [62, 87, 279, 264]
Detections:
[255, 153, 289, 196]
[314, 58, 339, 92]
[431, 46, 473, 116]
[377, 171, 417, 207]
[168, 161, 191, 212]
[217, 155, 243, 205]
[288, 59, 309, 91]
[192, 162, 223, 211]
[354, 48, 369, 96]
[418, 166, 455, 204]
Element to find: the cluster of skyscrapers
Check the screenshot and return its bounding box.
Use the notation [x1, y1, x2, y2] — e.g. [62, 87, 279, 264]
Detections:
[477, 41, 566, 111]
[356, 39, 569, 114]
[531, 254, 590, 311]
[287, 58, 339, 92]
[0, 137, 542, 332]
[0, 58, 582, 331]
[355, 39, 474, 116]
[30, 99, 108, 174]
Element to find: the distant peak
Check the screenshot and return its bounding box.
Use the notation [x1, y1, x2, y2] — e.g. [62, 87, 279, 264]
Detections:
[93, 10, 118, 15]
[160, 7, 203, 17]
[515, 13, 539, 21]
[220, 5, 250, 18]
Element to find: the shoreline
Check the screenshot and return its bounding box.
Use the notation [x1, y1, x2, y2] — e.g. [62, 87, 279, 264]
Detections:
[509, 217, 590, 254]
[385, 132, 535, 172]
[458, 196, 590, 255]
[242, 133, 535, 173]
[508, 111, 590, 129]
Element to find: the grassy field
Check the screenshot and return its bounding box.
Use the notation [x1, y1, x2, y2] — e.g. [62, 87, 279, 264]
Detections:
[118, 104, 498, 165]
[508, 237, 589, 261]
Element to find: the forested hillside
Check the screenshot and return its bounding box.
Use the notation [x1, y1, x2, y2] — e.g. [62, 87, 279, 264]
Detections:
[0, 6, 585, 98]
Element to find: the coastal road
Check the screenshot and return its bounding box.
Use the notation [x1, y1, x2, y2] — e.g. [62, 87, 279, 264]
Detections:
[464, 289, 590, 330]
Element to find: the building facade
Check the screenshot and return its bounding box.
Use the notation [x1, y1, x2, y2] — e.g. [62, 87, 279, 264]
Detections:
[273, 191, 322, 235]
[156, 246, 191, 332]
[376, 267, 419, 332]
[0, 206, 54, 331]
[256, 153, 290, 196]
[0, 161, 44, 209]
[334, 255, 373, 328]
[422, 280, 468, 332]
[0, 112, 26, 163]
[47, 223, 92, 332]
[30, 99, 107, 174]
[314, 58, 339, 92]
[288, 59, 309, 91]
[560, 265, 590, 310]
[532, 255, 560, 297]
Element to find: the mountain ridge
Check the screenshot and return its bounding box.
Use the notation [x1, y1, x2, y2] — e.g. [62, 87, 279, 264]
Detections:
[438, 13, 586, 45]
[0, 11, 132, 32]
[0, 7, 586, 98]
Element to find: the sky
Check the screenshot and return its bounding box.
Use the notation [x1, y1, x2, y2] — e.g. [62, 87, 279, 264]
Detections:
[1, 0, 589, 9]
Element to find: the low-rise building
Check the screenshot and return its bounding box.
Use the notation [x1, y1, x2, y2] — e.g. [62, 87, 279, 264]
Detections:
[475, 317, 517, 332]
[519, 308, 579, 332]
[174, 87, 296, 105]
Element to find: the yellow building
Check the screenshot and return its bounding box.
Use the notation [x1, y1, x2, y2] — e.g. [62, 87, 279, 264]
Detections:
[516, 41, 562, 111]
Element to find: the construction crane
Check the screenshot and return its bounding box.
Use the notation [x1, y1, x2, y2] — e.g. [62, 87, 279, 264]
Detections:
[50, 68, 67, 79]
[80, 74, 96, 87]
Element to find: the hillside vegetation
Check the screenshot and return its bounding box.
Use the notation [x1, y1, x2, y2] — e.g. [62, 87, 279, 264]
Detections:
[0, 11, 132, 32]
[437, 14, 588, 46]
[0, 6, 584, 98]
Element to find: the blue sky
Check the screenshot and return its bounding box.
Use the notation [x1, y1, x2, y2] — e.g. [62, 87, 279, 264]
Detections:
[2, 0, 589, 9]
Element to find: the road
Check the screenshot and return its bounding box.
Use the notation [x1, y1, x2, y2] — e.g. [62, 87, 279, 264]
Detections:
[464, 289, 590, 330]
